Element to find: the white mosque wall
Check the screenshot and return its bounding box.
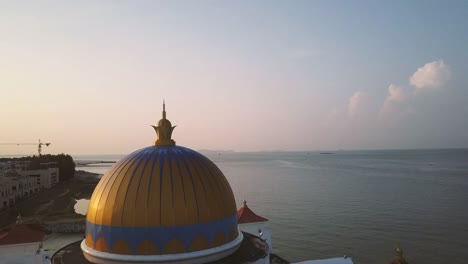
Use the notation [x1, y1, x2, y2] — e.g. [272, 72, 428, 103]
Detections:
[0, 241, 42, 255]
[0, 253, 44, 264]
[0, 242, 45, 264]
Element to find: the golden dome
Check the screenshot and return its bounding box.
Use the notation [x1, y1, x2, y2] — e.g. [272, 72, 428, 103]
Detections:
[83, 103, 240, 262]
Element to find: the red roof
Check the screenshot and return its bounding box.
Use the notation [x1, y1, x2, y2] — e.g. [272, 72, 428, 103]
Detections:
[237, 201, 268, 224]
[0, 224, 45, 245]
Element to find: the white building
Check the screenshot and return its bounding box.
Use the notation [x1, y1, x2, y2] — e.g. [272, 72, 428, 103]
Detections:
[20, 163, 59, 190]
[18, 175, 39, 198]
[0, 179, 15, 210]
[237, 200, 272, 253]
[2, 169, 38, 199]
[0, 161, 57, 210]
[0, 217, 46, 264]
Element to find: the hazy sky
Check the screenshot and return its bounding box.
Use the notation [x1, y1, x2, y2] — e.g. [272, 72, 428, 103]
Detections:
[1, 1, 468, 155]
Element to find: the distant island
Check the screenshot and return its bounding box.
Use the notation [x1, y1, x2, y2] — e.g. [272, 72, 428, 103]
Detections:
[198, 149, 236, 154]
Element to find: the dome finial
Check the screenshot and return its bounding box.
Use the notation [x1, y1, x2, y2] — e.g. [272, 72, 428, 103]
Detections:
[151, 100, 176, 146]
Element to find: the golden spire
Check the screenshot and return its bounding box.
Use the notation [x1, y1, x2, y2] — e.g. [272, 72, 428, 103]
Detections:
[152, 100, 176, 146]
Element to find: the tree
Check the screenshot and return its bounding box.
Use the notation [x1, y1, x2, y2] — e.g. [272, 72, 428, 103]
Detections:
[0, 154, 75, 181]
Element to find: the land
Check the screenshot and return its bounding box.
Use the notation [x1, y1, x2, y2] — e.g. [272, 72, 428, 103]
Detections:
[0, 170, 99, 231]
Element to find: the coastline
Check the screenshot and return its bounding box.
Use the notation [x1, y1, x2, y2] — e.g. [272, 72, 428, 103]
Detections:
[74, 170, 102, 182]
[0, 170, 100, 231]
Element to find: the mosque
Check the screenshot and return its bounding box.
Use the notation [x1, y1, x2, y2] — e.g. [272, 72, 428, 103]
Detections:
[51, 103, 353, 264]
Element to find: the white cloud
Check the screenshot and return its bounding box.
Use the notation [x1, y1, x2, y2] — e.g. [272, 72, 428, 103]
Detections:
[348, 91, 369, 117]
[381, 60, 451, 115]
[387, 84, 406, 102]
[409, 60, 450, 90]
[381, 84, 406, 113]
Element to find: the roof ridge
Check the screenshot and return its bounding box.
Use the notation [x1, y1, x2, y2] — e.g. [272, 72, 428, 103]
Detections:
[237, 202, 268, 224]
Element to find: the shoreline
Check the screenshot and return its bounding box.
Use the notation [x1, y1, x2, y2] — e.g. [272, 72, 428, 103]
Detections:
[0, 170, 100, 230]
[74, 169, 102, 181]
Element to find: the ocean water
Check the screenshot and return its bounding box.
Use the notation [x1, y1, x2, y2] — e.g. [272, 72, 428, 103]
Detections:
[74, 149, 468, 264]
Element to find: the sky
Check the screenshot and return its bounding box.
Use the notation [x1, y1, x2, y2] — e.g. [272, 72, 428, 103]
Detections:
[1, 1, 468, 155]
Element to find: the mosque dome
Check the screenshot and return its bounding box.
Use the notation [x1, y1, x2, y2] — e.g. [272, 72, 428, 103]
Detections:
[81, 103, 242, 264]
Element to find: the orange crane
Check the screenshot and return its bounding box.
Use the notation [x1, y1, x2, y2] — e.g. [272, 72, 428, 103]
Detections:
[0, 139, 51, 156]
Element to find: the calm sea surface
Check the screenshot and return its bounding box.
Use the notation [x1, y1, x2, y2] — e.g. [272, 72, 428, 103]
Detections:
[75, 149, 468, 264]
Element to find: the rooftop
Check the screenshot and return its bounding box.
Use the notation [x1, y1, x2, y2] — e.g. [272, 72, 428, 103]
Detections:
[237, 200, 269, 224]
[0, 224, 45, 246]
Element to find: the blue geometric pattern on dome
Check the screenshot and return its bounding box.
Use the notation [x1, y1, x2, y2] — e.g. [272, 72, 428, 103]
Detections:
[86, 214, 237, 254]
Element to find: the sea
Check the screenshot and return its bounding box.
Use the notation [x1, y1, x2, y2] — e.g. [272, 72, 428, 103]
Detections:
[74, 149, 468, 264]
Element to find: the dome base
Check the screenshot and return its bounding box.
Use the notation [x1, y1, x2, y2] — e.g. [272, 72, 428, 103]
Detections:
[80, 232, 243, 264]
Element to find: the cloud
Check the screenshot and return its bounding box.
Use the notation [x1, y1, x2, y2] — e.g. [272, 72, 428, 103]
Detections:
[409, 60, 450, 90]
[382, 60, 451, 115]
[348, 91, 369, 117]
[381, 84, 407, 113]
[387, 84, 406, 102]
[320, 59, 463, 150]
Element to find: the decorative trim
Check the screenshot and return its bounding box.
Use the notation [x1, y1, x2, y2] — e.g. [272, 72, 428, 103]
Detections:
[86, 214, 238, 254]
[81, 232, 243, 264]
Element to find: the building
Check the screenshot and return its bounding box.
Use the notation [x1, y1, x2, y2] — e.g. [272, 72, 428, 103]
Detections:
[21, 163, 59, 190]
[51, 103, 353, 264]
[0, 216, 46, 264]
[0, 178, 15, 210]
[0, 161, 58, 210]
[237, 200, 272, 254]
[2, 169, 38, 199]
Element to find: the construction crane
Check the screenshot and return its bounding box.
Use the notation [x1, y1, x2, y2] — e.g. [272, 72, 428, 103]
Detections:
[0, 139, 51, 156]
